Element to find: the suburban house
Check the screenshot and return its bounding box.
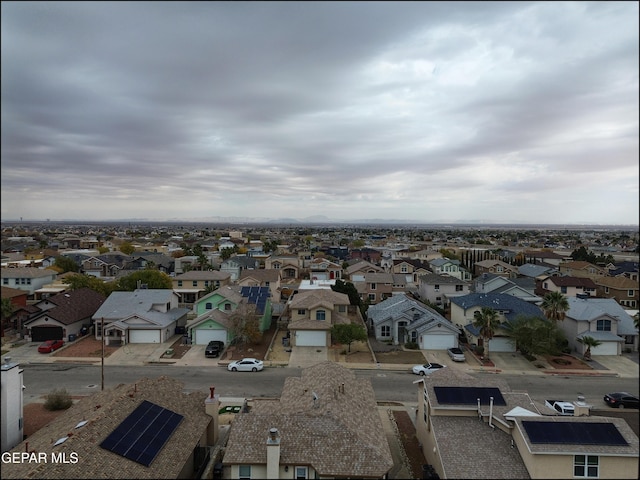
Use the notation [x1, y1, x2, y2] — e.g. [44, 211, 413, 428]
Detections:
[356, 272, 394, 305]
[473, 259, 519, 279]
[23, 288, 105, 342]
[414, 368, 639, 479]
[559, 296, 638, 355]
[238, 268, 281, 303]
[450, 293, 546, 353]
[344, 259, 383, 282]
[417, 273, 471, 308]
[172, 270, 231, 308]
[124, 252, 175, 274]
[593, 276, 639, 309]
[474, 273, 542, 304]
[264, 255, 300, 280]
[517, 263, 558, 279]
[558, 260, 608, 280]
[92, 289, 189, 345]
[222, 362, 394, 479]
[0, 267, 58, 299]
[349, 247, 382, 264]
[389, 259, 432, 285]
[367, 294, 459, 349]
[188, 285, 272, 345]
[608, 261, 639, 281]
[523, 249, 568, 267]
[308, 257, 343, 281]
[1, 359, 24, 454]
[287, 289, 351, 347]
[1, 286, 28, 334]
[33, 271, 76, 300]
[3, 376, 217, 479]
[81, 253, 131, 278]
[535, 275, 598, 298]
[220, 255, 261, 281]
[428, 258, 472, 281]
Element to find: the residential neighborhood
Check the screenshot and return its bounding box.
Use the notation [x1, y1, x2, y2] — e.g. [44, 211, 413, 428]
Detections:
[1, 221, 639, 478]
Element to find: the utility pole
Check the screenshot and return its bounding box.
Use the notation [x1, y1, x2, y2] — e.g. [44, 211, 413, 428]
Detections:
[101, 317, 104, 391]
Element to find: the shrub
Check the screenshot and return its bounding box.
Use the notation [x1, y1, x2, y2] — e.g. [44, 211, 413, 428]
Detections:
[404, 341, 419, 350]
[44, 388, 73, 411]
[474, 345, 484, 356]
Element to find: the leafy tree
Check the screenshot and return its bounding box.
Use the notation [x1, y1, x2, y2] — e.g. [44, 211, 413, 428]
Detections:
[63, 273, 116, 297]
[1, 297, 14, 336]
[228, 303, 262, 350]
[439, 248, 459, 261]
[54, 255, 80, 273]
[115, 270, 173, 291]
[577, 335, 602, 361]
[220, 247, 235, 261]
[97, 246, 110, 254]
[541, 292, 569, 324]
[351, 239, 365, 248]
[331, 323, 367, 353]
[504, 315, 565, 356]
[119, 242, 136, 255]
[331, 279, 361, 307]
[473, 307, 500, 361]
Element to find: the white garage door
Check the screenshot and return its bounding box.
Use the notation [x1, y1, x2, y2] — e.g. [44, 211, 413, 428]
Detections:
[590, 342, 618, 356]
[488, 336, 516, 353]
[296, 330, 327, 347]
[421, 334, 456, 350]
[193, 329, 227, 345]
[129, 329, 160, 344]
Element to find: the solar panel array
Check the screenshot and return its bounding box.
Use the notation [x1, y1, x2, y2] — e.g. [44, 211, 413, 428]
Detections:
[434, 386, 507, 406]
[523, 421, 628, 446]
[240, 286, 270, 314]
[100, 400, 184, 467]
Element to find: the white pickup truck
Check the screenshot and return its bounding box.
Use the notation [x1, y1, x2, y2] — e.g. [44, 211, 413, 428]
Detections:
[545, 400, 575, 416]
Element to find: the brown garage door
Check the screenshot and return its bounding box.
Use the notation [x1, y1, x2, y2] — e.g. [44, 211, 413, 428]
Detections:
[31, 325, 64, 342]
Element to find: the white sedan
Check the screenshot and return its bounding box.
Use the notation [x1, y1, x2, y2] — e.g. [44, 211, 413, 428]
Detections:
[412, 362, 446, 376]
[227, 358, 264, 372]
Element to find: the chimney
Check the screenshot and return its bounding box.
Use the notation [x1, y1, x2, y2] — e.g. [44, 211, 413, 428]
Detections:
[204, 386, 220, 446]
[266, 427, 281, 479]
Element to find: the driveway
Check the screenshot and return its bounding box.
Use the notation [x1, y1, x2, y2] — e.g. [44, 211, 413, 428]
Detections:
[288, 346, 328, 368]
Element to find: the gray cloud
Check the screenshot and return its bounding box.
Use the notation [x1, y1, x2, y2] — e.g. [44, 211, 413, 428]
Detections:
[1, 1, 638, 224]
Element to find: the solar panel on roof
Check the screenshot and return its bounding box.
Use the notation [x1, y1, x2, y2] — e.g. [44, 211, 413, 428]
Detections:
[100, 400, 184, 467]
[523, 421, 628, 446]
[434, 386, 506, 406]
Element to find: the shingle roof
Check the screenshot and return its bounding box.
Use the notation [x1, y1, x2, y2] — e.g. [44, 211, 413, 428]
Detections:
[0, 267, 57, 278]
[27, 288, 105, 326]
[223, 362, 393, 477]
[289, 289, 349, 309]
[567, 297, 637, 335]
[92, 289, 187, 323]
[3, 377, 211, 479]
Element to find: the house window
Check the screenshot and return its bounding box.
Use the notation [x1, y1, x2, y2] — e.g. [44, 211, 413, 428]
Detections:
[192, 281, 198, 287]
[205, 302, 213, 310]
[238, 465, 251, 479]
[561, 286, 567, 294]
[2, 279, 7, 285]
[574, 455, 598, 478]
[338, 305, 346, 313]
[604, 287, 609, 294]
[455, 285, 464, 292]
[496, 266, 503, 272]
[411, 331, 417, 342]
[435, 297, 442, 304]
[316, 310, 326, 321]
[401, 266, 408, 273]
[224, 303, 231, 311]
[434, 285, 440, 292]
[368, 293, 376, 302]
[295, 466, 308, 479]
[297, 309, 306, 315]
[596, 319, 611, 331]
[205, 281, 210, 287]
[178, 281, 183, 287]
[370, 283, 376, 290]
[381, 325, 390, 337]
[628, 289, 635, 297]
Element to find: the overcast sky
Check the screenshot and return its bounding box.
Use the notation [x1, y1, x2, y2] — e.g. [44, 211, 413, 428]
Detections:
[1, 2, 638, 225]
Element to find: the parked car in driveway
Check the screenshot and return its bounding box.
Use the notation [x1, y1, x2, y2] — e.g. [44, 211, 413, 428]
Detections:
[227, 358, 264, 372]
[447, 347, 466, 362]
[412, 362, 446, 376]
[38, 339, 65, 353]
[205, 341, 224, 358]
[603, 392, 639, 409]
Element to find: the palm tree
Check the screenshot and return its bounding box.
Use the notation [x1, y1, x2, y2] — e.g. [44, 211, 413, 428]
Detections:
[577, 335, 602, 361]
[473, 307, 500, 362]
[541, 291, 569, 324]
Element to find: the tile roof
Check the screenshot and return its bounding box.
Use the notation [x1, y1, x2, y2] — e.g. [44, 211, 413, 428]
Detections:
[3, 376, 211, 479]
[223, 362, 393, 477]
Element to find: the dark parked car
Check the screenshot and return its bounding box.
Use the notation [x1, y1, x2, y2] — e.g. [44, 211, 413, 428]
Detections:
[603, 392, 639, 409]
[38, 339, 65, 353]
[205, 341, 225, 358]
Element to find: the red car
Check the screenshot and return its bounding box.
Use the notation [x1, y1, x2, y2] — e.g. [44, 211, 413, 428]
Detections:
[38, 339, 65, 353]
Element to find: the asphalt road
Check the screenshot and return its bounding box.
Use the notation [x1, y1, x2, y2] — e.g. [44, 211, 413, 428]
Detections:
[21, 364, 640, 409]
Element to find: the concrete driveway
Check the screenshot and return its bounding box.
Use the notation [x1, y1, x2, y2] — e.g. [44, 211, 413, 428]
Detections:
[288, 346, 328, 368]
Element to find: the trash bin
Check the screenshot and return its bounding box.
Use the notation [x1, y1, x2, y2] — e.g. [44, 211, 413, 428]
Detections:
[282, 337, 289, 347]
[68, 334, 77, 342]
[213, 463, 223, 479]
